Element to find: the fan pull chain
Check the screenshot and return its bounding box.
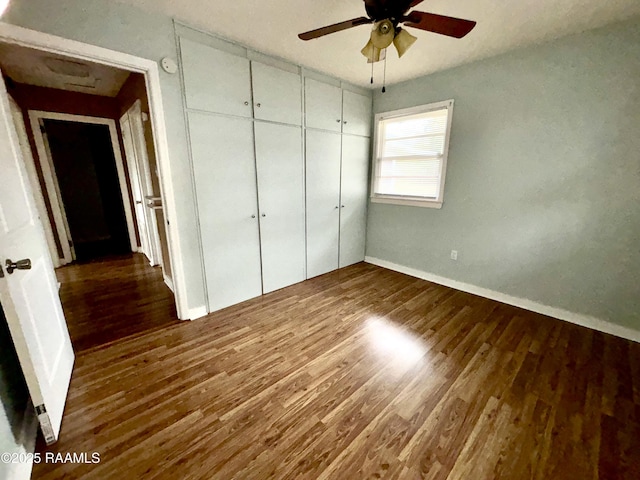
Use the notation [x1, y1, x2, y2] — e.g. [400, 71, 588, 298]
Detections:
[370, 58, 374, 85]
[382, 50, 387, 93]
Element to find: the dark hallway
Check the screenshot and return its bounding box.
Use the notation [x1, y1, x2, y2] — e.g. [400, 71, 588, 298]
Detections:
[44, 120, 131, 262]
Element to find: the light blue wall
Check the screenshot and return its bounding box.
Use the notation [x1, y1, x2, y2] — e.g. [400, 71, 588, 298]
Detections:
[369, 17, 640, 330]
[4, 0, 207, 312]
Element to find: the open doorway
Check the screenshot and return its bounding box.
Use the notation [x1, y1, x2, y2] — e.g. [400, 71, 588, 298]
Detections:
[0, 42, 179, 351]
[36, 117, 133, 262]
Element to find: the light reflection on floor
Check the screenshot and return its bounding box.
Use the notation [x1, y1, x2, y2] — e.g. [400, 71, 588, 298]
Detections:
[365, 317, 428, 372]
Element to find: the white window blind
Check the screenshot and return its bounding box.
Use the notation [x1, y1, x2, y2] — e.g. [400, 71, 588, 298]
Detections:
[373, 101, 453, 207]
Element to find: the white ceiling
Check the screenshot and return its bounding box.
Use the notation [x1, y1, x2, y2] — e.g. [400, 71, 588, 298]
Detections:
[0, 43, 130, 96]
[115, 0, 640, 87]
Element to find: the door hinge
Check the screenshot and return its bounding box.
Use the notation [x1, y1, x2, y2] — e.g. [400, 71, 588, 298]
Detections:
[35, 404, 56, 444]
[69, 240, 74, 247]
[40, 124, 46, 134]
[0, 264, 4, 278]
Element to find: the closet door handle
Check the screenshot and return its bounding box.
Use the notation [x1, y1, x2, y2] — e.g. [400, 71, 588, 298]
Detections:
[256, 103, 261, 108]
[261, 213, 266, 217]
[336, 119, 341, 123]
[341, 205, 345, 208]
[251, 214, 256, 218]
[244, 101, 249, 106]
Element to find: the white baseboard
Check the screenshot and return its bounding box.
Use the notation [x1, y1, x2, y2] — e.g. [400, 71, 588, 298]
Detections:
[365, 256, 640, 344]
[7, 404, 38, 480]
[187, 306, 208, 321]
[163, 274, 174, 293]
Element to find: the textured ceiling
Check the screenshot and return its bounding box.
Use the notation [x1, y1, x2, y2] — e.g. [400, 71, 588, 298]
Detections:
[0, 43, 130, 96]
[116, 0, 640, 87]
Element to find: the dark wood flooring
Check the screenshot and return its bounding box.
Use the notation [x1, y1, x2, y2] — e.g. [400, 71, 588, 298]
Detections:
[32, 260, 640, 479]
[55, 254, 179, 352]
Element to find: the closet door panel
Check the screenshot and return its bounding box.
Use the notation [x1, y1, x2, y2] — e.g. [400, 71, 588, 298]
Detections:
[342, 90, 372, 137]
[180, 37, 253, 118]
[254, 122, 305, 293]
[306, 130, 342, 278]
[304, 78, 342, 132]
[339, 135, 370, 268]
[252, 62, 302, 126]
[188, 112, 262, 311]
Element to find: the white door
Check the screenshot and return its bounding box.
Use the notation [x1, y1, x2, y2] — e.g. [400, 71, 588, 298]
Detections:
[0, 73, 74, 445]
[339, 135, 370, 268]
[188, 112, 263, 311]
[305, 78, 343, 132]
[342, 90, 373, 137]
[254, 122, 305, 293]
[120, 114, 153, 263]
[127, 101, 162, 266]
[180, 37, 253, 118]
[251, 61, 302, 126]
[305, 129, 342, 278]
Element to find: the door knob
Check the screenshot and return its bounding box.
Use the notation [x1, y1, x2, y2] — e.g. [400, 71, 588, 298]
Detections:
[256, 103, 261, 108]
[341, 205, 345, 208]
[5, 258, 32, 274]
[244, 101, 249, 106]
[251, 214, 256, 218]
[261, 213, 266, 217]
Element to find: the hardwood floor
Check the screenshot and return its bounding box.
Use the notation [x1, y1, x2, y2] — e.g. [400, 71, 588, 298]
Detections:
[55, 254, 179, 352]
[33, 262, 639, 479]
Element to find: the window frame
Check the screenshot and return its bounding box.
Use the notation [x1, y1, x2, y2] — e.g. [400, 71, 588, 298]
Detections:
[370, 99, 455, 209]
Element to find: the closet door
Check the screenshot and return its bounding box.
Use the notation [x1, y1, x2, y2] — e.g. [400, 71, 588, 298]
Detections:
[251, 62, 302, 126]
[255, 122, 305, 293]
[342, 90, 372, 137]
[306, 129, 342, 278]
[188, 112, 262, 311]
[339, 135, 370, 268]
[180, 37, 253, 118]
[304, 78, 342, 132]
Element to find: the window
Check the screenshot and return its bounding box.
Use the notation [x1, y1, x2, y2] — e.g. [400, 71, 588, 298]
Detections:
[371, 99, 454, 208]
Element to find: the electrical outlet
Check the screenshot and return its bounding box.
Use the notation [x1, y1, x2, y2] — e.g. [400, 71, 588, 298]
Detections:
[450, 250, 458, 261]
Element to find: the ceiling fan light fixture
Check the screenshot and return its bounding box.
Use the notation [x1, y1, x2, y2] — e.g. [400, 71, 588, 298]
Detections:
[371, 19, 395, 49]
[361, 38, 384, 63]
[393, 28, 417, 58]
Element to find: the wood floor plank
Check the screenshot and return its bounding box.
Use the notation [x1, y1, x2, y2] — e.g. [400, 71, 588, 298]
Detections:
[29, 254, 640, 479]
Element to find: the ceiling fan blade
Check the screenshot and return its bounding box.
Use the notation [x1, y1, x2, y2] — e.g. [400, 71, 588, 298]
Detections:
[403, 11, 476, 38]
[298, 17, 372, 40]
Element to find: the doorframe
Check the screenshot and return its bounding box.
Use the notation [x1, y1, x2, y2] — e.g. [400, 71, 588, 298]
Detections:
[0, 21, 189, 320]
[28, 111, 138, 264]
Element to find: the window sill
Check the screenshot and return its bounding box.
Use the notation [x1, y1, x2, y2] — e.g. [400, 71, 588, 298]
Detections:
[370, 196, 443, 209]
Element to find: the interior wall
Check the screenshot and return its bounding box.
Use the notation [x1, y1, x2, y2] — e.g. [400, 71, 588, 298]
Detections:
[4, 0, 207, 314]
[117, 73, 173, 281]
[369, 17, 640, 331]
[8, 81, 120, 118]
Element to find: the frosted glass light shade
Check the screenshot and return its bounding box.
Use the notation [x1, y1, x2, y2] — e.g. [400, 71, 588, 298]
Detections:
[361, 39, 383, 63]
[371, 20, 394, 49]
[393, 29, 417, 58]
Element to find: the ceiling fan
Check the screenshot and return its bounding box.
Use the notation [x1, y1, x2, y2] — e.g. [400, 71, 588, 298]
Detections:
[298, 0, 477, 63]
